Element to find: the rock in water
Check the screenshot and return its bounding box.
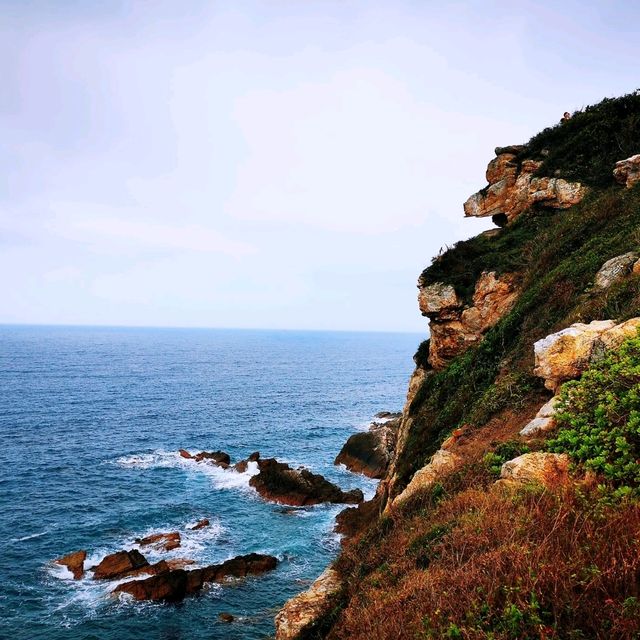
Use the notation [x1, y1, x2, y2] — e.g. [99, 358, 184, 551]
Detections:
[92, 549, 149, 580]
[218, 612, 235, 623]
[135, 531, 181, 551]
[249, 458, 363, 506]
[55, 550, 86, 580]
[334, 417, 400, 479]
[113, 553, 278, 602]
[193, 450, 231, 467]
[189, 518, 209, 531]
[335, 496, 381, 538]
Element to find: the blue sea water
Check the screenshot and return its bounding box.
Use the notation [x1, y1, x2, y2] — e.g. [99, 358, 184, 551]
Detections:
[0, 326, 418, 640]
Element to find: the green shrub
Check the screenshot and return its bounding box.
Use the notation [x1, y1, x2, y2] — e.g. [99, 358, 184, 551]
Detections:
[548, 334, 640, 489]
[484, 440, 530, 477]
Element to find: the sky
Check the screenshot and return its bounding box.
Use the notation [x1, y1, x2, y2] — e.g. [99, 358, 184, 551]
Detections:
[1, 1, 639, 332]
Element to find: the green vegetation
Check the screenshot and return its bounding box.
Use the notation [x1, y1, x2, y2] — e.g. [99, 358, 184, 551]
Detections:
[523, 89, 640, 187]
[483, 440, 530, 477]
[549, 334, 640, 491]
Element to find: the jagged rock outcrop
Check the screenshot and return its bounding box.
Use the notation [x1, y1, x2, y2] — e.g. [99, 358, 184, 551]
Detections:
[520, 396, 560, 437]
[499, 452, 569, 487]
[135, 531, 181, 552]
[613, 154, 640, 188]
[391, 449, 460, 508]
[534, 317, 640, 391]
[464, 147, 585, 224]
[249, 458, 363, 506]
[419, 271, 519, 369]
[334, 416, 400, 479]
[275, 567, 342, 640]
[92, 549, 150, 580]
[113, 553, 277, 602]
[55, 550, 86, 580]
[594, 252, 639, 289]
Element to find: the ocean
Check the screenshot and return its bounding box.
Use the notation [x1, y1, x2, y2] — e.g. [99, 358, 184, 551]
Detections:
[0, 325, 418, 640]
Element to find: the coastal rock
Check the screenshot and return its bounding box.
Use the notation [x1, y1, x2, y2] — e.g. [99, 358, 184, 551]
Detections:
[178, 449, 193, 459]
[233, 451, 260, 473]
[420, 271, 518, 369]
[520, 396, 560, 437]
[249, 458, 363, 506]
[533, 318, 640, 391]
[194, 450, 231, 467]
[594, 252, 639, 289]
[135, 532, 181, 552]
[113, 553, 278, 602]
[418, 282, 462, 319]
[55, 550, 86, 580]
[613, 154, 640, 188]
[165, 558, 195, 570]
[275, 568, 342, 640]
[464, 149, 585, 224]
[499, 452, 569, 487]
[219, 613, 235, 623]
[392, 449, 460, 507]
[92, 549, 149, 580]
[335, 496, 380, 539]
[190, 519, 210, 531]
[334, 416, 400, 479]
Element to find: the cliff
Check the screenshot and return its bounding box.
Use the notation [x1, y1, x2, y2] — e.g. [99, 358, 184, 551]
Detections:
[277, 90, 640, 639]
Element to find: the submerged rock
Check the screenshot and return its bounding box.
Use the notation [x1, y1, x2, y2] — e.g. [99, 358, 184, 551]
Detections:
[189, 519, 210, 531]
[92, 549, 149, 580]
[55, 550, 86, 580]
[135, 531, 181, 552]
[219, 612, 235, 623]
[275, 567, 342, 640]
[113, 553, 277, 602]
[334, 416, 400, 479]
[249, 458, 363, 506]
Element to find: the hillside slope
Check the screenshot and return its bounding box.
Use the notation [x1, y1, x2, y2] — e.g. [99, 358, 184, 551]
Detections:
[284, 91, 640, 640]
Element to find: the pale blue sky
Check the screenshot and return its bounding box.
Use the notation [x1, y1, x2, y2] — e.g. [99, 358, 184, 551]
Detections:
[2, 1, 639, 331]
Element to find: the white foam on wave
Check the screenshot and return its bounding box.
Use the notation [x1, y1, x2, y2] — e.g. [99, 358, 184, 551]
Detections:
[114, 450, 260, 492]
[10, 530, 48, 543]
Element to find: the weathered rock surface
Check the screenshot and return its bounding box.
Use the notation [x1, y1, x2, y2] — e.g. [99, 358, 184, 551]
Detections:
[392, 449, 460, 507]
[335, 495, 381, 539]
[334, 416, 400, 479]
[55, 550, 86, 580]
[499, 452, 569, 487]
[419, 271, 519, 369]
[464, 149, 585, 224]
[233, 451, 260, 473]
[594, 252, 639, 289]
[275, 568, 342, 640]
[613, 154, 640, 188]
[113, 553, 277, 602]
[178, 449, 192, 459]
[190, 519, 210, 531]
[135, 532, 181, 552]
[92, 549, 149, 580]
[534, 317, 640, 391]
[194, 450, 231, 467]
[249, 458, 363, 506]
[520, 396, 560, 437]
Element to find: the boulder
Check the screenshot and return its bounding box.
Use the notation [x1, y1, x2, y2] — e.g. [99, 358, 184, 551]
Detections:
[419, 271, 519, 369]
[249, 458, 363, 506]
[520, 396, 560, 437]
[499, 452, 569, 487]
[233, 452, 260, 473]
[113, 553, 278, 602]
[92, 549, 149, 580]
[135, 532, 181, 552]
[190, 519, 210, 531]
[464, 149, 585, 224]
[418, 282, 462, 319]
[594, 252, 639, 289]
[194, 450, 231, 467]
[534, 318, 640, 391]
[613, 154, 640, 188]
[335, 496, 381, 539]
[275, 568, 342, 640]
[219, 613, 235, 623]
[392, 449, 460, 507]
[178, 449, 193, 459]
[334, 417, 400, 479]
[55, 550, 86, 580]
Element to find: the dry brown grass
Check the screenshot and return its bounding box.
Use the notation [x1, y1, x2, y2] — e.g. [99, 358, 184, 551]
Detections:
[331, 483, 640, 640]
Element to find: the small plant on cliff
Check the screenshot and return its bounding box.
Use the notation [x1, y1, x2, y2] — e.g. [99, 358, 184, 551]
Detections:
[549, 333, 640, 490]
